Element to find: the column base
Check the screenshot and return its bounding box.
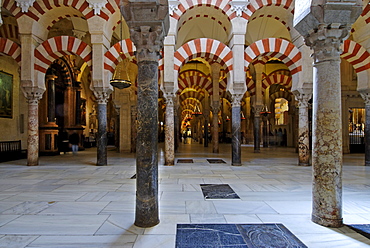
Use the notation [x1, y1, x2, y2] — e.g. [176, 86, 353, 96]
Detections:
[232, 163, 242, 166]
[298, 162, 311, 166]
[312, 214, 343, 228]
[134, 219, 160, 228]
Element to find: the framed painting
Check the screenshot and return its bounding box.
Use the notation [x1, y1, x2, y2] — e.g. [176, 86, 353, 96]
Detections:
[0, 71, 13, 118]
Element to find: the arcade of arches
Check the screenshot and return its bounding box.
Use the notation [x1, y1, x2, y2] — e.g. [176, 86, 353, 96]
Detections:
[0, 0, 370, 228]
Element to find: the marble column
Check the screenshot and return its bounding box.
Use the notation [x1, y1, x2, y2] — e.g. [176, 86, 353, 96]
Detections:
[231, 94, 242, 166]
[262, 115, 269, 148]
[47, 75, 57, 123]
[204, 112, 209, 147]
[295, 92, 312, 166]
[130, 26, 163, 228]
[24, 91, 44, 166]
[306, 25, 349, 227]
[211, 101, 220, 153]
[253, 105, 262, 153]
[164, 93, 175, 166]
[360, 91, 370, 166]
[95, 91, 110, 166]
[131, 106, 137, 153]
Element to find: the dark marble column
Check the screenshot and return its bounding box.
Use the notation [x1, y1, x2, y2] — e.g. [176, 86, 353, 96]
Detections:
[262, 115, 268, 148]
[95, 91, 110, 166]
[231, 96, 242, 166]
[131, 106, 137, 153]
[253, 106, 262, 153]
[46, 75, 57, 123]
[24, 90, 44, 166]
[131, 26, 163, 228]
[360, 92, 370, 166]
[211, 102, 220, 153]
[204, 112, 209, 147]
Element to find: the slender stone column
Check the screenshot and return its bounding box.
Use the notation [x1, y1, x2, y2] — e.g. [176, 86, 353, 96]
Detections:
[253, 105, 262, 153]
[24, 90, 44, 166]
[131, 26, 164, 228]
[231, 94, 243, 166]
[164, 93, 175, 165]
[262, 115, 269, 148]
[294, 92, 312, 166]
[306, 25, 349, 227]
[115, 107, 120, 152]
[204, 112, 209, 147]
[95, 91, 111, 166]
[211, 102, 220, 153]
[360, 91, 370, 166]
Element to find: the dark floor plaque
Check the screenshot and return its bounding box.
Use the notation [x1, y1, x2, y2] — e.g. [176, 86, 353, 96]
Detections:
[177, 159, 194, 163]
[200, 184, 240, 199]
[348, 224, 370, 239]
[176, 224, 307, 248]
[207, 159, 226, 164]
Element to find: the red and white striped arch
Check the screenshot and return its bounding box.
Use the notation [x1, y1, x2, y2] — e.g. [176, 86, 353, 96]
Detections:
[34, 36, 91, 80]
[263, 74, 292, 91]
[246, 77, 255, 96]
[178, 70, 212, 93]
[0, 38, 21, 65]
[244, 38, 302, 75]
[341, 39, 370, 90]
[175, 38, 233, 73]
[341, 40, 370, 73]
[2, 0, 117, 22]
[179, 91, 205, 103]
[171, 0, 231, 21]
[243, 0, 294, 21]
[104, 39, 136, 73]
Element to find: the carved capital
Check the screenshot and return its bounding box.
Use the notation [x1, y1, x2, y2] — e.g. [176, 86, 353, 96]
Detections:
[360, 92, 370, 106]
[23, 89, 44, 105]
[86, 0, 107, 15]
[168, 0, 180, 16]
[93, 90, 112, 104]
[73, 30, 87, 40]
[229, 0, 248, 17]
[211, 101, 220, 114]
[294, 92, 312, 108]
[16, 0, 36, 12]
[130, 26, 164, 61]
[305, 24, 349, 63]
[231, 94, 243, 108]
[164, 92, 175, 107]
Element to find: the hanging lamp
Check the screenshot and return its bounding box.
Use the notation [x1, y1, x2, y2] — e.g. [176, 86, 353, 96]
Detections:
[110, 12, 131, 89]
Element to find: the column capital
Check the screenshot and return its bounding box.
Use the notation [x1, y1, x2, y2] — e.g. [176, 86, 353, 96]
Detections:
[211, 101, 220, 114]
[21, 84, 45, 105]
[130, 26, 165, 61]
[93, 89, 112, 104]
[164, 92, 175, 107]
[293, 91, 312, 108]
[231, 93, 243, 108]
[229, 0, 248, 17]
[304, 24, 349, 63]
[360, 91, 370, 106]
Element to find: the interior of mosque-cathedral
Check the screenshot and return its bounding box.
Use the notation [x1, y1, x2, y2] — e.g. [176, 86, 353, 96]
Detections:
[0, 0, 369, 228]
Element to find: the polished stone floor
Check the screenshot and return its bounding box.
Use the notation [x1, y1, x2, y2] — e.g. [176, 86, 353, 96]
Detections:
[0, 143, 370, 248]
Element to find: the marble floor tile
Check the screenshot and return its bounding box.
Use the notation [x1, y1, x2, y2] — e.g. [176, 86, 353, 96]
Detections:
[190, 214, 226, 223]
[185, 201, 217, 214]
[0, 235, 38, 248]
[0, 215, 109, 235]
[133, 234, 175, 248]
[39, 201, 109, 215]
[26, 235, 137, 248]
[213, 201, 278, 214]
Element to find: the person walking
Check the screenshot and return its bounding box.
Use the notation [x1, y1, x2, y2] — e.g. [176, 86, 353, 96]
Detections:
[69, 132, 79, 155]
